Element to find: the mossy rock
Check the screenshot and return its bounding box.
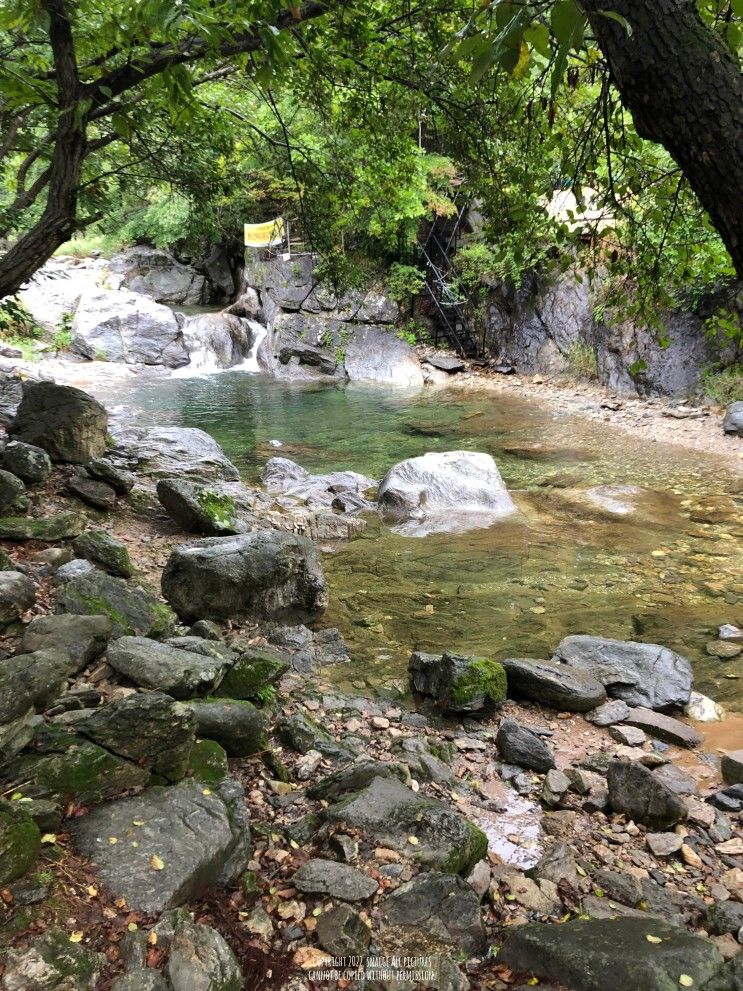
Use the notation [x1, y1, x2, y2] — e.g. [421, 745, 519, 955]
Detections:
[0, 799, 41, 885]
[185, 699, 268, 757]
[2, 928, 103, 990]
[216, 648, 289, 700]
[0, 548, 14, 570]
[188, 739, 229, 784]
[73, 530, 135, 578]
[445, 654, 507, 715]
[0, 512, 88, 542]
[57, 569, 176, 639]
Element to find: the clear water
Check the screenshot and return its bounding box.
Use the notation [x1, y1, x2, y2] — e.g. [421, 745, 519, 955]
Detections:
[103, 371, 743, 712]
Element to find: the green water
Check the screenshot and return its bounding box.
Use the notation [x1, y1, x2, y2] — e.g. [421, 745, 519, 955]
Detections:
[105, 372, 743, 711]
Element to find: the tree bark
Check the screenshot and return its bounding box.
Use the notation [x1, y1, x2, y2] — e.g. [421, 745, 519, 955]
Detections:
[582, 0, 743, 276]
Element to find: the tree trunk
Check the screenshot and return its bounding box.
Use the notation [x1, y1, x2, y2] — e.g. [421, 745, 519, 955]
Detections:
[583, 0, 743, 276]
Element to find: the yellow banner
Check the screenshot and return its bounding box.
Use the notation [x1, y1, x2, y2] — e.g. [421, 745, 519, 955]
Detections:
[244, 218, 285, 247]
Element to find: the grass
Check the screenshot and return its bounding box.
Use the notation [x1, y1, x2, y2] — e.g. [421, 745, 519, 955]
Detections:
[54, 232, 126, 258]
[564, 340, 599, 381]
[699, 365, 743, 405]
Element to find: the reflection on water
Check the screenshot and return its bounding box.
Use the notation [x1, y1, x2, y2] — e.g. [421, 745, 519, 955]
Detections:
[102, 371, 743, 713]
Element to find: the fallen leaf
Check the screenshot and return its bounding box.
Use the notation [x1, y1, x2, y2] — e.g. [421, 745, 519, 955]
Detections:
[40, 833, 57, 845]
[69, 931, 84, 943]
[407, 835, 419, 846]
[150, 854, 165, 871]
[679, 977, 694, 988]
[646, 934, 662, 944]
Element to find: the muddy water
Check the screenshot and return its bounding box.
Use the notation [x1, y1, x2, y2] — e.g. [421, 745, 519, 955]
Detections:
[101, 372, 743, 715]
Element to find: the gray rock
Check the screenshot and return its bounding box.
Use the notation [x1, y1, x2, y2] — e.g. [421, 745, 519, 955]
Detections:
[0, 800, 41, 885]
[277, 712, 357, 762]
[527, 840, 580, 887]
[380, 871, 486, 955]
[0, 648, 73, 725]
[423, 354, 465, 372]
[54, 558, 94, 584]
[293, 858, 379, 901]
[166, 920, 242, 991]
[646, 832, 683, 857]
[703, 955, 743, 991]
[723, 401, 743, 436]
[0, 512, 87, 542]
[110, 246, 205, 305]
[75, 692, 196, 781]
[73, 530, 134, 577]
[501, 656, 606, 712]
[316, 905, 371, 957]
[378, 450, 516, 536]
[85, 458, 135, 495]
[216, 647, 289, 699]
[609, 723, 647, 746]
[343, 325, 423, 387]
[110, 973, 169, 991]
[71, 778, 250, 913]
[1, 929, 104, 991]
[71, 288, 189, 367]
[185, 699, 267, 756]
[542, 769, 571, 806]
[326, 776, 487, 876]
[623, 707, 703, 748]
[156, 477, 251, 535]
[0, 469, 28, 514]
[307, 760, 406, 801]
[721, 750, 743, 785]
[68, 473, 117, 511]
[261, 457, 376, 512]
[553, 635, 694, 710]
[706, 900, 743, 936]
[10, 382, 108, 464]
[107, 636, 232, 698]
[607, 760, 688, 829]
[0, 570, 35, 627]
[1, 440, 51, 484]
[111, 426, 239, 481]
[161, 530, 328, 623]
[498, 916, 723, 991]
[57, 571, 176, 639]
[22, 614, 113, 666]
[408, 650, 507, 715]
[497, 719, 556, 772]
[652, 762, 698, 795]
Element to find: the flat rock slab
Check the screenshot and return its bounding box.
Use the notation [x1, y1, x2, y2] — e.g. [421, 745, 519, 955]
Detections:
[501, 656, 606, 712]
[0, 512, 88, 542]
[624, 707, 703, 748]
[107, 636, 231, 699]
[379, 871, 486, 955]
[72, 779, 250, 914]
[423, 354, 465, 373]
[292, 858, 378, 901]
[585, 699, 631, 726]
[325, 776, 486, 876]
[499, 916, 724, 991]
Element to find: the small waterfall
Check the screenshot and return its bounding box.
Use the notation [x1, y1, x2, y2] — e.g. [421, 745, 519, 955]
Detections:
[232, 320, 268, 373]
[173, 313, 267, 377]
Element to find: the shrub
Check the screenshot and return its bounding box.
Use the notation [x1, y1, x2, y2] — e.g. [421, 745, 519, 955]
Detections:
[700, 366, 743, 405]
[386, 263, 426, 302]
[564, 341, 598, 380]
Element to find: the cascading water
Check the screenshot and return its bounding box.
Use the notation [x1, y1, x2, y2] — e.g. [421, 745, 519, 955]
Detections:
[232, 320, 268, 373]
[173, 313, 267, 377]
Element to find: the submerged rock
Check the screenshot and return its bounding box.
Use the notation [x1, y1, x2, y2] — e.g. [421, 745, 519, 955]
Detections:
[378, 450, 516, 535]
[161, 530, 328, 623]
[72, 778, 250, 913]
[501, 656, 606, 712]
[552, 635, 693, 710]
[10, 381, 108, 464]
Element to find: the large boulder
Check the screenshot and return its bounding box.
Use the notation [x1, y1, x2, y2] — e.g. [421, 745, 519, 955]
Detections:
[107, 637, 232, 699]
[408, 651, 507, 716]
[607, 760, 688, 829]
[498, 917, 724, 991]
[161, 530, 328, 623]
[111, 426, 239, 482]
[71, 778, 250, 913]
[9, 382, 108, 463]
[500, 657, 607, 712]
[179, 312, 255, 371]
[552, 635, 693, 710]
[109, 245, 205, 305]
[72, 289, 189, 367]
[723, 401, 743, 436]
[57, 570, 176, 639]
[343, 326, 424, 387]
[378, 450, 516, 535]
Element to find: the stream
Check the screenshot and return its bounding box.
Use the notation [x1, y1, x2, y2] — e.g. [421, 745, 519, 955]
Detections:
[98, 369, 743, 714]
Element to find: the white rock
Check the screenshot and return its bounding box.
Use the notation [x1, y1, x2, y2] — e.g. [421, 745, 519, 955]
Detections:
[684, 691, 724, 722]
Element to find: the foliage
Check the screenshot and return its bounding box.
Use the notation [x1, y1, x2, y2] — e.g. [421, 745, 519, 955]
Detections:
[386, 264, 426, 302]
[564, 340, 599, 380]
[0, 297, 42, 340]
[396, 318, 431, 346]
[699, 366, 743, 405]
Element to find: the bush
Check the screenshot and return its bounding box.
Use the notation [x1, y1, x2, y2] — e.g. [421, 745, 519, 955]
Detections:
[700, 366, 743, 405]
[386, 263, 425, 302]
[564, 341, 598, 380]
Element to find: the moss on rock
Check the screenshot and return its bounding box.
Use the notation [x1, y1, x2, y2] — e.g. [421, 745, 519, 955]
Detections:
[0, 799, 41, 885]
[187, 739, 229, 784]
[216, 649, 289, 700]
[447, 656, 507, 711]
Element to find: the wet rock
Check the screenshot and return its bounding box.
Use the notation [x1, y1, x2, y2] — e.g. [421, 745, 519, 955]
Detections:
[501, 656, 606, 712]
[1, 928, 104, 991]
[0, 470, 28, 514]
[68, 473, 117, 511]
[0, 511, 87, 542]
[22, 613, 113, 666]
[585, 698, 631, 726]
[111, 425, 239, 482]
[408, 650, 507, 716]
[74, 692, 196, 781]
[607, 760, 688, 829]
[380, 871, 486, 955]
[293, 858, 378, 901]
[184, 699, 267, 757]
[707, 640, 743, 659]
[216, 647, 289, 699]
[552, 635, 693, 710]
[0, 570, 35, 627]
[0, 648, 74, 725]
[0, 800, 40, 885]
[326, 776, 487, 876]
[2, 441, 51, 484]
[10, 382, 108, 464]
[723, 401, 743, 436]
[85, 457, 135, 495]
[57, 570, 176, 638]
[107, 636, 232, 699]
[499, 916, 723, 991]
[719, 624, 743, 642]
[73, 530, 134, 578]
[497, 719, 556, 772]
[261, 458, 376, 512]
[276, 712, 357, 762]
[623, 707, 703, 748]
[267, 624, 350, 672]
[166, 920, 242, 991]
[722, 751, 743, 786]
[161, 530, 328, 623]
[71, 778, 250, 913]
[378, 450, 516, 536]
[156, 478, 253, 536]
[316, 904, 371, 957]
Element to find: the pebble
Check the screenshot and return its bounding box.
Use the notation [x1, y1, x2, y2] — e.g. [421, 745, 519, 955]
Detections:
[371, 716, 390, 729]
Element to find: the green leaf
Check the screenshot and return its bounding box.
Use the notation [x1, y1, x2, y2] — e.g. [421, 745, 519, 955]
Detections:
[550, 0, 585, 47]
[598, 10, 634, 36]
[524, 22, 551, 58]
